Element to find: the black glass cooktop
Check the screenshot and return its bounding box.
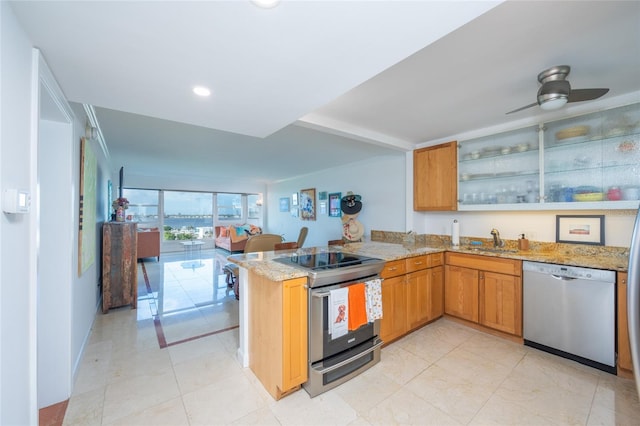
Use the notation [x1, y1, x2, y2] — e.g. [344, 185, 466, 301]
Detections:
[274, 252, 383, 272]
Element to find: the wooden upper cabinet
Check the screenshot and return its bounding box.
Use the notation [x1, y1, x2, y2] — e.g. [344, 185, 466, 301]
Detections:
[414, 141, 458, 211]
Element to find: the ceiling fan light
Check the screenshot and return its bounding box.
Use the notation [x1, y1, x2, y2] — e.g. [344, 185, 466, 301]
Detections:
[539, 95, 568, 111]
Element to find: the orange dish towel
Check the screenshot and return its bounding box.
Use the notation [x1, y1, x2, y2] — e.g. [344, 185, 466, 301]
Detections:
[348, 283, 368, 331]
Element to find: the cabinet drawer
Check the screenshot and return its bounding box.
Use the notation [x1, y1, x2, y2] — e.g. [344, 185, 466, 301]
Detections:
[406, 255, 429, 273]
[381, 260, 406, 278]
[445, 252, 521, 276]
[428, 252, 444, 268]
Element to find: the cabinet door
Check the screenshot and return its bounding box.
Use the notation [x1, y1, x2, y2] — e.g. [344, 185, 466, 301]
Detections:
[428, 266, 444, 321]
[479, 271, 522, 336]
[380, 275, 407, 344]
[407, 270, 429, 329]
[282, 277, 308, 390]
[444, 265, 479, 322]
[414, 141, 457, 211]
[618, 272, 633, 372]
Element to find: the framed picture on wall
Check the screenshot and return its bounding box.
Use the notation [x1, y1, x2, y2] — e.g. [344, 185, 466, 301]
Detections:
[329, 192, 342, 217]
[319, 201, 327, 215]
[300, 188, 316, 221]
[292, 192, 298, 206]
[556, 215, 605, 245]
[279, 197, 290, 212]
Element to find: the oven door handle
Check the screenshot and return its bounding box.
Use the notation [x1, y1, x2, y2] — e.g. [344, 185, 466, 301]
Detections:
[312, 291, 331, 299]
[311, 338, 383, 375]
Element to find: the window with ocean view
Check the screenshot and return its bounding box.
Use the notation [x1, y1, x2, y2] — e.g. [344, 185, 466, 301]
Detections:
[122, 189, 159, 226]
[164, 191, 213, 241]
[217, 193, 242, 221]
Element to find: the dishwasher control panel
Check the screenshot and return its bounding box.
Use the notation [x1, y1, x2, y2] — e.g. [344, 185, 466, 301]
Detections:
[522, 261, 615, 282]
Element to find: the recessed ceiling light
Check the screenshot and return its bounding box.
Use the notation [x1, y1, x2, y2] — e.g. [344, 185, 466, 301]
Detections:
[193, 86, 211, 97]
[251, 0, 280, 9]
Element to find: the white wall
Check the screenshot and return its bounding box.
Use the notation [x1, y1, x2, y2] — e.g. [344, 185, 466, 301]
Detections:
[1, 8, 112, 423]
[1, 3, 37, 423]
[266, 155, 406, 247]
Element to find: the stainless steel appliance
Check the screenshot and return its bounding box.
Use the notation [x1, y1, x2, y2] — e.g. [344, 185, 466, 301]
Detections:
[523, 261, 616, 373]
[274, 251, 385, 397]
[627, 207, 640, 398]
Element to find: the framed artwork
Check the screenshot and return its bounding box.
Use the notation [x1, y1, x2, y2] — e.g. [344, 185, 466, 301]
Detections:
[78, 137, 97, 275]
[291, 207, 299, 217]
[279, 197, 290, 212]
[292, 192, 299, 206]
[318, 191, 328, 201]
[556, 215, 605, 245]
[319, 201, 327, 215]
[329, 192, 342, 217]
[300, 188, 316, 221]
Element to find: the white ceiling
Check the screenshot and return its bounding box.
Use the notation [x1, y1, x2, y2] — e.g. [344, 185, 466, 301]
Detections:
[10, 1, 640, 185]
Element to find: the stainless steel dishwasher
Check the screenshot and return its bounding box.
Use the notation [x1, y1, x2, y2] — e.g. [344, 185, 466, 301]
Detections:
[523, 261, 616, 374]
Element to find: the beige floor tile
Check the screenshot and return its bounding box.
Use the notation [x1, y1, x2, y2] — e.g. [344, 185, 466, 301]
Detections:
[591, 373, 640, 420]
[182, 374, 267, 425]
[104, 397, 189, 426]
[102, 369, 181, 424]
[457, 332, 527, 369]
[363, 387, 460, 426]
[71, 341, 112, 395]
[333, 364, 402, 415]
[167, 333, 225, 365]
[434, 346, 512, 388]
[229, 407, 281, 425]
[173, 350, 243, 395]
[491, 367, 594, 425]
[61, 387, 104, 426]
[470, 391, 557, 425]
[404, 363, 495, 424]
[107, 345, 173, 384]
[511, 350, 600, 398]
[394, 327, 458, 365]
[377, 344, 431, 385]
[268, 386, 358, 426]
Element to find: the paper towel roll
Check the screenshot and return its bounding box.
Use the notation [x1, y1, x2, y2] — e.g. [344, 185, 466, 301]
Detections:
[452, 220, 460, 247]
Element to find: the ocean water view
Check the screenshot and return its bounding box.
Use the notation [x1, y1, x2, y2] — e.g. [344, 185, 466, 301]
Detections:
[163, 216, 214, 229]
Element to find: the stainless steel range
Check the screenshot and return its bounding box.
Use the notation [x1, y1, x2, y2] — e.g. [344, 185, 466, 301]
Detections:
[274, 251, 385, 397]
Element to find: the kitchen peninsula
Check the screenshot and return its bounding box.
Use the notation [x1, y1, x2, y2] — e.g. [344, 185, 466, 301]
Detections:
[228, 234, 630, 399]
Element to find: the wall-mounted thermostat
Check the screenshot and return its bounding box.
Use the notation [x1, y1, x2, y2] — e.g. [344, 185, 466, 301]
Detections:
[3, 189, 31, 214]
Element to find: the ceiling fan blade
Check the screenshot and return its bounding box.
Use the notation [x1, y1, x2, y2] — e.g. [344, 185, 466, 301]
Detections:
[506, 102, 538, 115]
[568, 88, 609, 103]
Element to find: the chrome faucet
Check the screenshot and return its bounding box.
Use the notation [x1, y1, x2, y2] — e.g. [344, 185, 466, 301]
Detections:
[490, 228, 505, 248]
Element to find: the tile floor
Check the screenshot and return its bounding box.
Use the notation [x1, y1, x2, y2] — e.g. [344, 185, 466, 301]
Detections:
[62, 249, 640, 425]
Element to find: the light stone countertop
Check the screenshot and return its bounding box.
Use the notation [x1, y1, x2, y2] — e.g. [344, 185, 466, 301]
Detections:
[227, 240, 629, 282]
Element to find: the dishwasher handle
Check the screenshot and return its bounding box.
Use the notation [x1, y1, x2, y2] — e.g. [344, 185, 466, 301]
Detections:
[551, 274, 577, 281]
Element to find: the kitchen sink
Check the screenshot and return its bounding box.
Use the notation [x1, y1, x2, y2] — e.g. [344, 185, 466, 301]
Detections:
[467, 247, 519, 254]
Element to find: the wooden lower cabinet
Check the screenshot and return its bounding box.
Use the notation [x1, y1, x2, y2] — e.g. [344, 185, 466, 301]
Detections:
[480, 271, 522, 336]
[248, 271, 307, 399]
[618, 272, 633, 374]
[444, 265, 479, 322]
[380, 254, 444, 344]
[444, 252, 522, 337]
[380, 275, 407, 343]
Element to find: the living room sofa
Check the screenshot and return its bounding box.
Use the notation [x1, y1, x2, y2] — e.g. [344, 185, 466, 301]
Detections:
[214, 224, 262, 252]
[137, 227, 160, 260]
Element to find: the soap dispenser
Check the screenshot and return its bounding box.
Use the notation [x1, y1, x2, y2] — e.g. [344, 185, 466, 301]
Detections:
[518, 234, 529, 251]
